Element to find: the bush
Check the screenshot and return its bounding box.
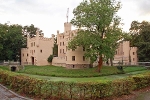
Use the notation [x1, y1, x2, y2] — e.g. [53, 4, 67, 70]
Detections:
[132, 73, 150, 90]
[47, 55, 53, 63]
[0, 69, 150, 99]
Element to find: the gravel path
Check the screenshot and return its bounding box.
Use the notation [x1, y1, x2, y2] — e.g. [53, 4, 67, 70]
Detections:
[0, 84, 32, 100]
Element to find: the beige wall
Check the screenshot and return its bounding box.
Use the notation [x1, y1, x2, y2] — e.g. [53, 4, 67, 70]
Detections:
[53, 22, 91, 68]
[66, 47, 89, 65]
[21, 48, 29, 65]
[113, 41, 138, 65]
[54, 23, 138, 68]
[21, 31, 54, 66]
[130, 47, 138, 65]
[21, 22, 138, 67]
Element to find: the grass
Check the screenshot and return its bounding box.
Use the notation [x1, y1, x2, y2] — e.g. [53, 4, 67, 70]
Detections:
[16, 65, 147, 78]
[123, 66, 146, 72]
[21, 70, 150, 82]
[0, 65, 148, 82]
[17, 65, 124, 77]
[0, 66, 9, 70]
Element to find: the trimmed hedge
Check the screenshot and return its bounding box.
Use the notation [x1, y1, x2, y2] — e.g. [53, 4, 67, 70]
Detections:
[0, 69, 150, 99]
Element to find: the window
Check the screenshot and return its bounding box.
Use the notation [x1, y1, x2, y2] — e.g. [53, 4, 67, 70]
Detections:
[34, 42, 35, 46]
[23, 54, 24, 57]
[63, 42, 64, 46]
[27, 53, 28, 56]
[60, 49, 61, 53]
[63, 49, 64, 53]
[72, 56, 75, 61]
[34, 50, 35, 53]
[40, 50, 42, 53]
[66, 56, 67, 61]
[133, 52, 135, 55]
[31, 43, 33, 47]
[60, 42, 61, 46]
[66, 46, 68, 51]
[83, 56, 85, 61]
[26, 59, 27, 62]
[133, 58, 135, 61]
[115, 51, 117, 55]
[63, 35, 64, 38]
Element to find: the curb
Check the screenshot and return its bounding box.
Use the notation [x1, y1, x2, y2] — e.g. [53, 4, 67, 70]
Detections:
[0, 84, 33, 100]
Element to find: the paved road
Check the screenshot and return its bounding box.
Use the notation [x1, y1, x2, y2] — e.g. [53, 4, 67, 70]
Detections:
[0, 84, 31, 100]
[130, 91, 150, 100]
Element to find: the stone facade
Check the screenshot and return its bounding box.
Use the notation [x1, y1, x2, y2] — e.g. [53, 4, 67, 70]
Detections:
[21, 31, 54, 66]
[52, 22, 90, 68]
[21, 22, 138, 67]
[53, 22, 138, 68]
[66, 64, 90, 69]
[113, 41, 138, 65]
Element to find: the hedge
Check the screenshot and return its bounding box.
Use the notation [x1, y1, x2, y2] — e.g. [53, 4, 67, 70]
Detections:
[0, 69, 150, 100]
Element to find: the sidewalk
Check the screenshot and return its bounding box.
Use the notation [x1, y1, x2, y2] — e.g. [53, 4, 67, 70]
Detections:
[0, 84, 32, 100]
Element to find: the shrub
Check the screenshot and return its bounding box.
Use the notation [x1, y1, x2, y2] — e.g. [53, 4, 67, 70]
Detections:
[47, 55, 53, 63]
[0, 69, 150, 99]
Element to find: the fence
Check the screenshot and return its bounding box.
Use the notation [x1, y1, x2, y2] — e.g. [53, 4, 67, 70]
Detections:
[0, 60, 20, 65]
[106, 62, 150, 67]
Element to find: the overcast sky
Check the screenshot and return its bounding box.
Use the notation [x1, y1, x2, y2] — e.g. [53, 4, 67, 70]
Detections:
[0, 0, 150, 37]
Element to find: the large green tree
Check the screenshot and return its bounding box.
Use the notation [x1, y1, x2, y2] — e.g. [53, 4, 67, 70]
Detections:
[68, 0, 123, 72]
[129, 21, 150, 61]
[0, 23, 25, 61]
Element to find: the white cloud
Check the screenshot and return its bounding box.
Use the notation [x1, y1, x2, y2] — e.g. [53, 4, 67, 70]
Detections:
[0, 0, 150, 37]
[117, 0, 150, 32]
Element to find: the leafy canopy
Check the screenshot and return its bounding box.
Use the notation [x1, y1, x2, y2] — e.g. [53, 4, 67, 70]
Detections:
[129, 21, 150, 61]
[0, 23, 25, 61]
[68, 0, 123, 63]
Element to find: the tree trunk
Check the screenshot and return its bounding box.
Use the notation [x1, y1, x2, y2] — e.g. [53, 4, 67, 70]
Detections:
[98, 56, 103, 72]
[110, 58, 113, 66]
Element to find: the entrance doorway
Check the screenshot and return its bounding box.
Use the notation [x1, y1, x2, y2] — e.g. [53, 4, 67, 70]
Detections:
[31, 57, 34, 65]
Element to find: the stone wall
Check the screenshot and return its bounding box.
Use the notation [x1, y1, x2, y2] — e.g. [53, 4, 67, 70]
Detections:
[66, 64, 90, 69]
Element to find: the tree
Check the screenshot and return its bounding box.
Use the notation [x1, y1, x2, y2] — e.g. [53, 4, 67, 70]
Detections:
[129, 21, 150, 61]
[22, 24, 43, 38]
[68, 0, 123, 72]
[0, 23, 25, 61]
[47, 55, 53, 63]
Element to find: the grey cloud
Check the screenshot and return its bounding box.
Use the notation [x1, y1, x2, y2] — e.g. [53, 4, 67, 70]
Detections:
[0, 0, 65, 16]
[136, 0, 150, 16]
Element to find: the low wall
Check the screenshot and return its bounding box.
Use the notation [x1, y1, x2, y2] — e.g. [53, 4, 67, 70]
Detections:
[9, 65, 24, 71]
[52, 57, 66, 67]
[66, 64, 90, 69]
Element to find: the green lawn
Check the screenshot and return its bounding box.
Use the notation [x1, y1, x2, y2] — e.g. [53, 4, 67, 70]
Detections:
[0, 65, 148, 82]
[16, 65, 147, 77]
[0, 66, 9, 70]
[17, 65, 122, 77]
[20, 70, 150, 82]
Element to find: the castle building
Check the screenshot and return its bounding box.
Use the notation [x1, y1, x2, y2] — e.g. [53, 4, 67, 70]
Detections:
[52, 22, 138, 68]
[21, 31, 55, 66]
[21, 22, 138, 68]
[52, 22, 90, 68]
[113, 41, 138, 65]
